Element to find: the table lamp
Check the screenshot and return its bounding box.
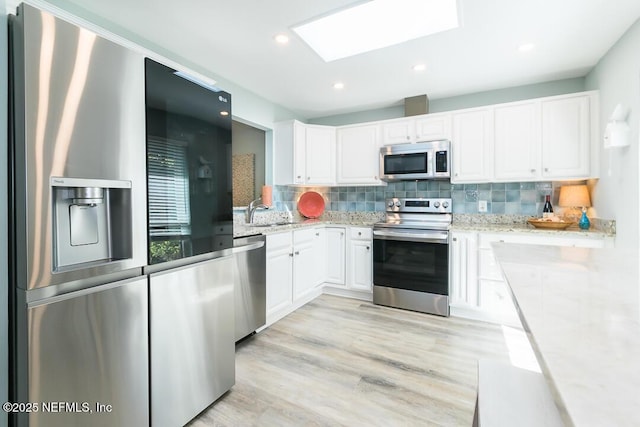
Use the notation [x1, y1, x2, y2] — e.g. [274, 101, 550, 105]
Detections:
[559, 185, 591, 230]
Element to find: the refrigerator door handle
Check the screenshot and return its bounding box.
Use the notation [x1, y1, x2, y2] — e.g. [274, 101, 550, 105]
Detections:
[27, 276, 146, 308]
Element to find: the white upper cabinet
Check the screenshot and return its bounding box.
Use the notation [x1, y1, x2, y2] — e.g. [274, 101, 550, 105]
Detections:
[304, 126, 336, 184]
[381, 114, 452, 145]
[382, 119, 414, 144]
[415, 114, 452, 141]
[494, 102, 541, 181]
[541, 95, 591, 179]
[274, 92, 597, 187]
[336, 124, 382, 185]
[274, 120, 335, 185]
[451, 109, 494, 183]
[492, 93, 594, 182]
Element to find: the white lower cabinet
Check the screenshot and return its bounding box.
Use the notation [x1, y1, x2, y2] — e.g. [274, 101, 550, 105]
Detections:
[324, 226, 373, 299]
[347, 227, 373, 292]
[265, 228, 325, 325]
[450, 230, 612, 325]
[325, 227, 346, 285]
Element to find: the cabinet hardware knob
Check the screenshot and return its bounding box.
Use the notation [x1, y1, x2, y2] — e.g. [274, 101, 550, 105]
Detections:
[366, 246, 370, 250]
[406, 136, 410, 140]
[374, 176, 378, 180]
[295, 251, 300, 255]
[544, 168, 549, 172]
[530, 169, 536, 173]
[453, 237, 457, 241]
[358, 232, 362, 236]
[307, 177, 310, 180]
[455, 173, 459, 177]
[289, 253, 294, 257]
[297, 175, 301, 179]
[340, 232, 344, 236]
[315, 232, 320, 236]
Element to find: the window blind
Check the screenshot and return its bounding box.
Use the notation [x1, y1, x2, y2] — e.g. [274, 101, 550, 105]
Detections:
[147, 136, 191, 237]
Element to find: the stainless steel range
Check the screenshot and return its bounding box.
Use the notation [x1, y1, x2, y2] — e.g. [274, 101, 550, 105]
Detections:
[373, 198, 452, 316]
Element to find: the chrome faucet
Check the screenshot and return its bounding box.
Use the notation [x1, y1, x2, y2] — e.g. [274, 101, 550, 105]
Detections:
[247, 197, 268, 224]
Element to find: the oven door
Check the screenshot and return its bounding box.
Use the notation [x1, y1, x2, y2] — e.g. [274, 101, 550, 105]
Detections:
[373, 228, 449, 295]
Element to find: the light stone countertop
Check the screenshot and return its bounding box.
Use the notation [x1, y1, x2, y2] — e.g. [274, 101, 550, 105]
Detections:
[234, 219, 378, 238]
[451, 222, 613, 239]
[492, 243, 640, 427]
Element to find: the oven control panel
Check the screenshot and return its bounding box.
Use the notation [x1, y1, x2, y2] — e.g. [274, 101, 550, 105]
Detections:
[385, 198, 452, 213]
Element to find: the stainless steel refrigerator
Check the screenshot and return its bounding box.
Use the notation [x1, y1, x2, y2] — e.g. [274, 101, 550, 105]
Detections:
[9, 4, 149, 426]
[144, 58, 235, 427]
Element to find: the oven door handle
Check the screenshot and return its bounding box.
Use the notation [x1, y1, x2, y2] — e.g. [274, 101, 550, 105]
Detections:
[373, 230, 449, 244]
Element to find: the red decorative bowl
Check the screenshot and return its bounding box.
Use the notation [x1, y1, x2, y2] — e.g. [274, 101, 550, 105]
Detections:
[298, 191, 325, 218]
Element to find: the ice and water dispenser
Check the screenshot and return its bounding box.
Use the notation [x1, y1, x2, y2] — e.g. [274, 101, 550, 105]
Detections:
[51, 177, 133, 271]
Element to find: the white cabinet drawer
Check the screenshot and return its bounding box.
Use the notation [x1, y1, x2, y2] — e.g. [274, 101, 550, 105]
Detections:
[349, 227, 372, 240]
[267, 231, 292, 250]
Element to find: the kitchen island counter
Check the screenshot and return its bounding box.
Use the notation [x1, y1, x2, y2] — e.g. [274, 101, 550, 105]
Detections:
[492, 243, 640, 427]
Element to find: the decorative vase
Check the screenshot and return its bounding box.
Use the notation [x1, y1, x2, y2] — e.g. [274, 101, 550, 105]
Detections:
[578, 209, 590, 230]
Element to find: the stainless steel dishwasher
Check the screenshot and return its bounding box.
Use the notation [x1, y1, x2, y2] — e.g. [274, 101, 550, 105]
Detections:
[233, 234, 266, 341]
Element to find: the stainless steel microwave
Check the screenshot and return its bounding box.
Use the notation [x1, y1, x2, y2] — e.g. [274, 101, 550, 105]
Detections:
[379, 140, 451, 181]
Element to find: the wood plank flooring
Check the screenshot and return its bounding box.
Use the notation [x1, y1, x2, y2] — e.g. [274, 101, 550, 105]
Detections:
[189, 295, 511, 426]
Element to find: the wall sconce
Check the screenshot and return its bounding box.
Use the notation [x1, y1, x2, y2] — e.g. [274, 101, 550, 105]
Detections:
[603, 104, 630, 149]
[559, 185, 591, 230]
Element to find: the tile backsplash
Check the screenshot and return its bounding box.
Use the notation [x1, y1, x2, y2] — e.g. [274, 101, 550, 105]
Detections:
[269, 181, 556, 216]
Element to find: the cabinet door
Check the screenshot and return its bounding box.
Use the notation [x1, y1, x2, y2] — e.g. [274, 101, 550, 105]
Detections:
[292, 237, 315, 299]
[293, 121, 307, 184]
[311, 228, 327, 286]
[336, 125, 382, 184]
[415, 114, 452, 141]
[326, 227, 346, 285]
[382, 119, 414, 144]
[451, 109, 493, 183]
[349, 240, 372, 291]
[305, 126, 336, 184]
[494, 102, 541, 181]
[541, 95, 590, 178]
[449, 232, 478, 307]
[266, 233, 293, 315]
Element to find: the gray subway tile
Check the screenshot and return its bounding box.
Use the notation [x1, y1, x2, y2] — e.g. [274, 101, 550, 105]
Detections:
[506, 190, 520, 202]
[492, 202, 505, 214]
[491, 191, 505, 202]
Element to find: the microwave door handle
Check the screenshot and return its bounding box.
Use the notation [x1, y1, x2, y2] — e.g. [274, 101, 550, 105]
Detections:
[427, 151, 432, 176]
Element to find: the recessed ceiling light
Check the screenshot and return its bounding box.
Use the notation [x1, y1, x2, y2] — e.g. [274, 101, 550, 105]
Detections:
[333, 82, 345, 90]
[274, 34, 289, 44]
[413, 64, 427, 72]
[518, 43, 535, 52]
[293, 0, 459, 62]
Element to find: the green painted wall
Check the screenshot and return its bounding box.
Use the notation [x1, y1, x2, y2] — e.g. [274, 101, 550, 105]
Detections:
[310, 77, 586, 126]
[585, 17, 640, 251]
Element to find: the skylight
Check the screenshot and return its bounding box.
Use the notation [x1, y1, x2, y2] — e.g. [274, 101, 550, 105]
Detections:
[292, 0, 459, 62]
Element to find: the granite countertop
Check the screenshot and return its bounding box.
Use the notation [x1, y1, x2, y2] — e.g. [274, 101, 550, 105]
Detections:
[492, 243, 640, 427]
[450, 222, 613, 238]
[234, 219, 379, 238]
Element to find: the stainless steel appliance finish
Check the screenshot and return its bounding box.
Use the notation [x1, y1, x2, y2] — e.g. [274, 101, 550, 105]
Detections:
[373, 198, 452, 316]
[233, 235, 266, 342]
[150, 256, 235, 427]
[13, 277, 149, 427]
[380, 140, 451, 181]
[9, 5, 148, 426]
[10, 3, 147, 292]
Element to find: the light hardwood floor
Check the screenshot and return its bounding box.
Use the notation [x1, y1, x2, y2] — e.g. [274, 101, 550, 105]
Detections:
[189, 295, 511, 426]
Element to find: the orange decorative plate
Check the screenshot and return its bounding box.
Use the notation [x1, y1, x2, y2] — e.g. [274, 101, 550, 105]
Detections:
[298, 191, 325, 218]
[527, 218, 575, 230]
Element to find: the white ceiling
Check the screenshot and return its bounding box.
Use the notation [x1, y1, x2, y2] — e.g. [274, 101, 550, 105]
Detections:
[49, 0, 640, 120]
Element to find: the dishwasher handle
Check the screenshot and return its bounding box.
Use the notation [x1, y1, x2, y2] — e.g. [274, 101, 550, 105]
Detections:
[232, 240, 265, 254]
